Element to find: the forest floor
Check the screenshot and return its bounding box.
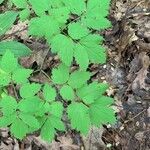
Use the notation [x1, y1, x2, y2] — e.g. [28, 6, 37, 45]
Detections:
[0, 0, 150, 150]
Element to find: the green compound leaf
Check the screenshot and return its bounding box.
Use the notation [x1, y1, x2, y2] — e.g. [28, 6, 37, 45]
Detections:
[0, 113, 16, 127]
[18, 96, 41, 113]
[51, 64, 69, 84]
[0, 11, 18, 36]
[68, 22, 89, 40]
[51, 34, 74, 66]
[0, 41, 31, 57]
[89, 103, 116, 127]
[0, 96, 17, 116]
[74, 44, 89, 70]
[19, 113, 40, 129]
[12, 0, 27, 8]
[43, 84, 56, 102]
[10, 118, 28, 139]
[68, 71, 91, 89]
[19, 8, 30, 21]
[67, 103, 90, 135]
[63, 0, 86, 15]
[12, 68, 32, 84]
[77, 82, 109, 105]
[0, 50, 18, 73]
[29, 0, 49, 16]
[20, 83, 41, 98]
[60, 85, 75, 101]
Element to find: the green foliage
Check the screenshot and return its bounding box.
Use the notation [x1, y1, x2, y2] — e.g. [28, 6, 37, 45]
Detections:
[8, 0, 111, 69]
[0, 11, 18, 36]
[11, 0, 27, 8]
[0, 41, 31, 57]
[43, 84, 56, 102]
[0, 0, 116, 143]
[60, 85, 75, 101]
[67, 103, 90, 134]
[51, 64, 69, 84]
[20, 83, 41, 98]
[0, 50, 32, 87]
[0, 0, 4, 4]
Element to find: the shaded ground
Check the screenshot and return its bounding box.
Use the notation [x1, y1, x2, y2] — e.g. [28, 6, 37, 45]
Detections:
[0, 0, 150, 150]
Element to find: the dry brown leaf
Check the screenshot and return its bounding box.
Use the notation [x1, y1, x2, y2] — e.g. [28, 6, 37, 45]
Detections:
[58, 135, 80, 150]
[132, 52, 150, 90]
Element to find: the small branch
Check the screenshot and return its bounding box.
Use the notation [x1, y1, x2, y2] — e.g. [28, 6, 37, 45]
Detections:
[0, 27, 27, 41]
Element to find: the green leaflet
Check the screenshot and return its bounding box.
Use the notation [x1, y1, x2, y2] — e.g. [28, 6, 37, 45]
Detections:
[0, 41, 31, 57]
[81, 17, 112, 30]
[29, 16, 60, 39]
[18, 96, 41, 113]
[0, 96, 17, 116]
[60, 85, 75, 101]
[63, 0, 86, 15]
[48, 7, 70, 25]
[0, 113, 16, 127]
[19, 113, 40, 129]
[51, 64, 69, 84]
[40, 115, 65, 142]
[29, 0, 49, 16]
[51, 34, 74, 66]
[89, 104, 116, 127]
[19, 8, 30, 21]
[94, 96, 114, 106]
[20, 83, 41, 98]
[12, 68, 33, 84]
[0, 73, 11, 87]
[0, 11, 18, 36]
[43, 84, 56, 102]
[49, 102, 63, 118]
[74, 44, 89, 70]
[67, 103, 90, 135]
[40, 119, 55, 141]
[40, 102, 64, 141]
[10, 118, 28, 139]
[68, 22, 89, 40]
[49, 0, 64, 8]
[12, 0, 27, 8]
[0, 50, 18, 73]
[77, 82, 109, 104]
[68, 71, 91, 89]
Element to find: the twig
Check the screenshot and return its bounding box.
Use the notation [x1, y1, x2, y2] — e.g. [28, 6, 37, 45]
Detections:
[124, 109, 146, 124]
[0, 27, 27, 41]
